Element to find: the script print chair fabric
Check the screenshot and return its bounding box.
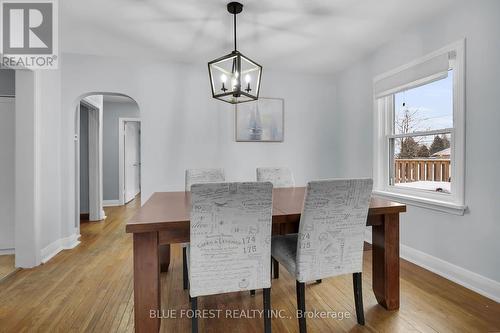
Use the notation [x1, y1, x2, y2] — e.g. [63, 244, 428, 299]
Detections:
[256, 167, 295, 188]
[188, 182, 273, 333]
[182, 168, 226, 290]
[185, 168, 225, 191]
[271, 179, 373, 333]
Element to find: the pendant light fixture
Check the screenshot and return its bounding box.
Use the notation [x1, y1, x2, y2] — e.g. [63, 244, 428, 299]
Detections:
[208, 2, 262, 104]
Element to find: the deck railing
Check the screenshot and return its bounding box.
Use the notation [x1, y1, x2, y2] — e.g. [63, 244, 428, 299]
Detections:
[394, 159, 451, 183]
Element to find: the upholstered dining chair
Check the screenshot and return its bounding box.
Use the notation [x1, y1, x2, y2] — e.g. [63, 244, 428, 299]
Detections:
[271, 179, 373, 333]
[185, 168, 225, 191]
[256, 167, 295, 188]
[188, 182, 274, 333]
[182, 168, 225, 290]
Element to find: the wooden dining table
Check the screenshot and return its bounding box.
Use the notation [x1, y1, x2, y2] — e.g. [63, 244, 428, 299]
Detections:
[126, 187, 406, 333]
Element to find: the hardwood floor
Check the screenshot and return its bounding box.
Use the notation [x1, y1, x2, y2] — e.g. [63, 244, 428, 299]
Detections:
[0, 197, 499, 332]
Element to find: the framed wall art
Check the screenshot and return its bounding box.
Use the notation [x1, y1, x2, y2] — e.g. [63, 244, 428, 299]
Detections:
[235, 97, 284, 142]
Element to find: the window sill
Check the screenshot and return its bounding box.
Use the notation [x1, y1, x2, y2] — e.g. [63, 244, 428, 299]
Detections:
[373, 190, 466, 215]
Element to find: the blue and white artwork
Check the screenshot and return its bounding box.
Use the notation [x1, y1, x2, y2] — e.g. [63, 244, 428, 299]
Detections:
[236, 98, 284, 142]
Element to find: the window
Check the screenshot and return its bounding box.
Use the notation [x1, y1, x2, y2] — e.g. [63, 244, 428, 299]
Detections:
[391, 72, 453, 193]
[373, 41, 466, 215]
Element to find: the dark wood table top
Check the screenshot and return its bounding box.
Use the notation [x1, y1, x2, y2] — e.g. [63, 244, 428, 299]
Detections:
[126, 187, 406, 234]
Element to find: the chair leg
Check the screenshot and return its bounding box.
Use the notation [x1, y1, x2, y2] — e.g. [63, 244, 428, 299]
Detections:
[263, 288, 272, 333]
[250, 290, 256, 296]
[191, 296, 198, 333]
[272, 257, 280, 279]
[296, 281, 307, 333]
[353, 272, 365, 325]
[183, 246, 188, 290]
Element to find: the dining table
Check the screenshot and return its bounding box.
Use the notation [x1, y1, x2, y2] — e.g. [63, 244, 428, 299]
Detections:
[126, 187, 406, 333]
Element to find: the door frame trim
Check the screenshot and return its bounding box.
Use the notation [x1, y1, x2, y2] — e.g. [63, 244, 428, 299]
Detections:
[83, 98, 106, 221]
[118, 117, 141, 205]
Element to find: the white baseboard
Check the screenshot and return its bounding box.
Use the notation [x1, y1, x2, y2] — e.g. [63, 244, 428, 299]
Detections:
[41, 233, 81, 264]
[0, 248, 15, 255]
[400, 244, 500, 303]
[364, 230, 500, 303]
[103, 199, 121, 207]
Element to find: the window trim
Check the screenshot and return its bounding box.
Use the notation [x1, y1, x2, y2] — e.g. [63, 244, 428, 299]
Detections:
[373, 39, 466, 215]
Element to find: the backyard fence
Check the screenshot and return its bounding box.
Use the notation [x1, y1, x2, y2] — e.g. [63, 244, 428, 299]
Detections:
[394, 159, 451, 183]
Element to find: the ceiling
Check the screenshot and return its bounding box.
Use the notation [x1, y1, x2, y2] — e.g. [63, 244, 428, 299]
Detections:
[61, 0, 454, 74]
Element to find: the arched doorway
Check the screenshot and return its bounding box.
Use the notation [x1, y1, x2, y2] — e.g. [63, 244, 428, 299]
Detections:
[74, 93, 141, 234]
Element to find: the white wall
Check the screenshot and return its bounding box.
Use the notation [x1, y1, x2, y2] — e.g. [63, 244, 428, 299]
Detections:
[60, 53, 337, 241]
[333, 0, 500, 296]
[102, 100, 140, 201]
[0, 97, 15, 253]
[14, 68, 65, 267]
[38, 70, 64, 259]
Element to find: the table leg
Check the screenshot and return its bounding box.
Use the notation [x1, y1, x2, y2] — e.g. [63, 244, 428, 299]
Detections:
[159, 244, 171, 273]
[372, 213, 400, 310]
[133, 232, 161, 333]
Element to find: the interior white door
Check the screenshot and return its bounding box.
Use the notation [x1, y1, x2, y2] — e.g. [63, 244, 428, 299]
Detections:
[124, 121, 141, 203]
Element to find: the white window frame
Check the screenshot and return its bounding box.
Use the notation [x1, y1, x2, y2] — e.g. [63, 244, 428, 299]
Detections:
[372, 40, 466, 215]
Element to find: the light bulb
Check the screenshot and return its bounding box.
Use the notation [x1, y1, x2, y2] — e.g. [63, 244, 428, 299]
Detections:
[220, 74, 227, 83]
[245, 74, 251, 83]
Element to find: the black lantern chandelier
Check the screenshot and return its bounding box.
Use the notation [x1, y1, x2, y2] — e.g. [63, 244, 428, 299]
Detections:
[208, 2, 262, 104]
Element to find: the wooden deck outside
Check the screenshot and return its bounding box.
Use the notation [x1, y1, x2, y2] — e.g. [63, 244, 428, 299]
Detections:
[394, 159, 451, 183]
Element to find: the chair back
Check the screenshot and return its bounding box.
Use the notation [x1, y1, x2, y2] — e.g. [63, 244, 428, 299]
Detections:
[189, 182, 273, 297]
[296, 179, 373, 282]
[256, 167, 295, 188]
[185, 168, 225, 191]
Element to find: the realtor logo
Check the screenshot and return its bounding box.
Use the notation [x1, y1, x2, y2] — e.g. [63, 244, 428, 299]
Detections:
[1, 0, 58, 69]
